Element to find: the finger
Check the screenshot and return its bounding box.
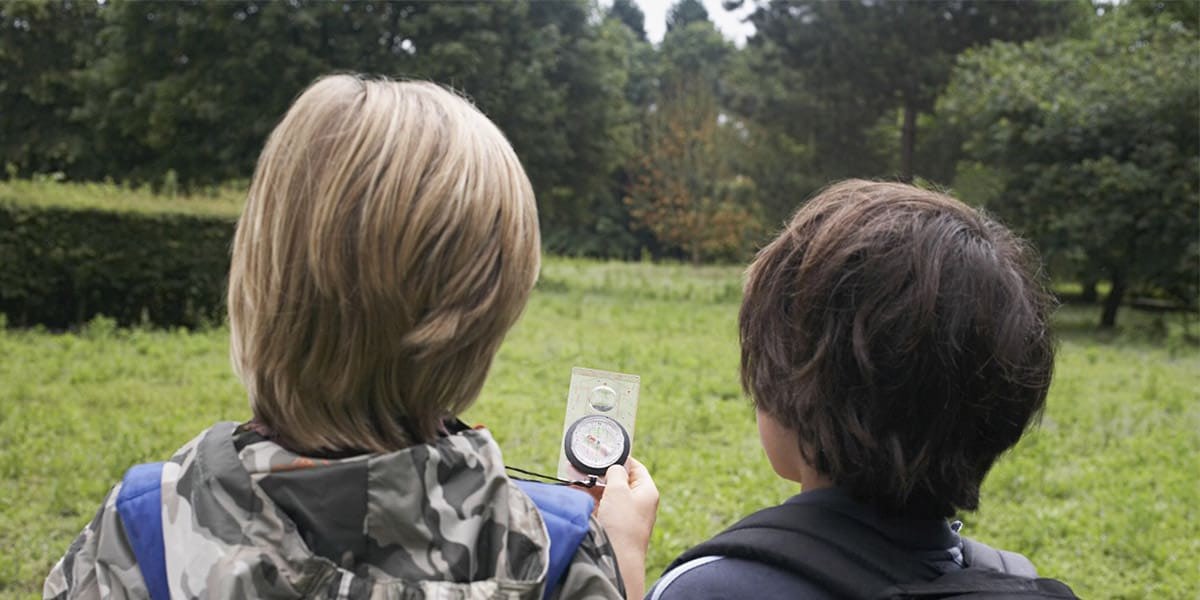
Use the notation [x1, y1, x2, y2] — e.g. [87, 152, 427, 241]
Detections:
[624, 456, 648, 479]
[605, 464, 630, 490]
[623, 456, 655, 489]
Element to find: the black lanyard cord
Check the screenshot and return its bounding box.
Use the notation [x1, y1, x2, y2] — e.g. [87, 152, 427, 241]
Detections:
[505, 465, 602, 489]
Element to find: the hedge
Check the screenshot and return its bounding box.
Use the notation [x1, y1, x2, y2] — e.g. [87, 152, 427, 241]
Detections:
[0, 185, 240, 329]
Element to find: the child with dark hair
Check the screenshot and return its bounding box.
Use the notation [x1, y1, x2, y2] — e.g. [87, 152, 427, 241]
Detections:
[649, 180, 1070, 599]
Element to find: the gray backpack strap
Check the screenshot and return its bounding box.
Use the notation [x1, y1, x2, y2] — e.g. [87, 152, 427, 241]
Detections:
[961, 537, 1038, 578]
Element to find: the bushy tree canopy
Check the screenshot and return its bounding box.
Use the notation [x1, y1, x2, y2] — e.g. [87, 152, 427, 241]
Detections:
[744, 0, 1078, 183]
[607, 0, 647, 42]
[941, 10, 1199, 326]
[0, 0, 99, 176]
[0, 0, 654, 257]
[667, 0, 710, 33]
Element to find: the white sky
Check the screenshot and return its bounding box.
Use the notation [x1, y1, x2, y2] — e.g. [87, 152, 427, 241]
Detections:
[632, 0, 757, 45]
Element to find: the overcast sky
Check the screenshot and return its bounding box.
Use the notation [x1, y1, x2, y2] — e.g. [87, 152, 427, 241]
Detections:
[632, 0, 757, 45]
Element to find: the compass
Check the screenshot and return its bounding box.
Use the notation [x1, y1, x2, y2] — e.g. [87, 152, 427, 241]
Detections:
[563, 414, 631, 476]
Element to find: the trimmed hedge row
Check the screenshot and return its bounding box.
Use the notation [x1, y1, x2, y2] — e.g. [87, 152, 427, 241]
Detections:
[0, 199, 236, 329]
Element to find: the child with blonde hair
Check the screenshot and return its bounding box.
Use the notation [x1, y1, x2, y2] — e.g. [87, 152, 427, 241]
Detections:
[45, 74, 658, 600]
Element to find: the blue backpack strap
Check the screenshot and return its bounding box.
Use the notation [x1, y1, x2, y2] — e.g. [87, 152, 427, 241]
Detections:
[116, 462, 170, 600]
[514, 480, 595, 600]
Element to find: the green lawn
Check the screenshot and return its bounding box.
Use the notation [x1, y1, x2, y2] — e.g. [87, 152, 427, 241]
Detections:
[1, 259, 1196, 599]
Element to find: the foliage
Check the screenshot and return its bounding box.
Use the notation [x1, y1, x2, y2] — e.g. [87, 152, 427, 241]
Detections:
[742, 0, 1079, 183]
[666, 0, 710, 33]
[1125, 0, 1200, 26]
[1, 0, 641, 257]
[0, 182, 237, 329]
[0, 0, 1191, 299]
[1, 260, 1197, 599]
[607, 0, 648, 42]
[625, 20, 764, 262]
[534, 13, 645, 259]
[723, 46, 819, 226]
[940, 11, 1199, 327]
[625, 80, 761, 263]
[658, 17, 731, 92]
[0, 0, 100, 177]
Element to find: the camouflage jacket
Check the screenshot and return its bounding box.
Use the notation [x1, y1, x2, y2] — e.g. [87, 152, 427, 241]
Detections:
[44, 422, 625, 599]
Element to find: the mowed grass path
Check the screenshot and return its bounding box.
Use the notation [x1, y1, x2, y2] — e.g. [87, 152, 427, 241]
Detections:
[2, 259, 1197, 599]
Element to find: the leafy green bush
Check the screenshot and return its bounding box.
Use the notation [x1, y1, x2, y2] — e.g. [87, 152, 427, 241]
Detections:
[0, 182, 240, 328]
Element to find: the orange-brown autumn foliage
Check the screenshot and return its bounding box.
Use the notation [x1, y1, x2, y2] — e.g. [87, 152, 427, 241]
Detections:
[625, 81, 761, 263]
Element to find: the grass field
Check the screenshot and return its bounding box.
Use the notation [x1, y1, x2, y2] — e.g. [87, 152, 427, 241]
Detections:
[1, 259, 1197, 599]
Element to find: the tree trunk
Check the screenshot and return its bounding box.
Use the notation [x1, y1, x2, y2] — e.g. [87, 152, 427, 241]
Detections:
[1100, 274, 1126, 328]
[899, 101, 917, 184]
[1080, 278, 1098, 303]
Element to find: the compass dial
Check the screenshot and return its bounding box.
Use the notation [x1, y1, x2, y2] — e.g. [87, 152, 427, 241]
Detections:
[563, 415, 631, 476]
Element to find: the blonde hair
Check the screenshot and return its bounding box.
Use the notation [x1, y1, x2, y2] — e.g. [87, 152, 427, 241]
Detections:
[228, 75, 540, 453]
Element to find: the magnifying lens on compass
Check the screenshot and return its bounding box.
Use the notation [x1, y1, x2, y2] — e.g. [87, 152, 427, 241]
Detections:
[563, 414, 631, 476]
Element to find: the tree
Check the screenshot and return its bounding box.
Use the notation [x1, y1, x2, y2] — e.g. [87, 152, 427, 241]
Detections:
[74, 1, 339, 184]
[744, 0, 1079, 183]
[531, 8, 645, 257]
[940, 11, 1198, 327]
[0, 0, 100, 177]
[667, 0, 710, 33]
[1126, 0, 1199, 26]
[0, 1, 646, 256]
[607, 0, 647, 42]
[625, 20, 762, 262]
[722, 37, 819, 226]
[625, 80, 760, 263]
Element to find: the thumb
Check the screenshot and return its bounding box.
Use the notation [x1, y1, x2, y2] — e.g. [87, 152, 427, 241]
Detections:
[604, 463, 630, 492]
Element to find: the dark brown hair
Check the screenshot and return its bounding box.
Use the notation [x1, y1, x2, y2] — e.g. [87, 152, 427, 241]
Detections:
[740, 179, 1055, 517]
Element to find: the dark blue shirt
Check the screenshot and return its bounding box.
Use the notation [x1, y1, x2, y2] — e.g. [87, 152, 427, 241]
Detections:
[647, 488, 964, 600]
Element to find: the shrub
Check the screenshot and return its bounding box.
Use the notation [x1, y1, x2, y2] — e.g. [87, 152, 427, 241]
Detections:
[0, 181, 240, 329]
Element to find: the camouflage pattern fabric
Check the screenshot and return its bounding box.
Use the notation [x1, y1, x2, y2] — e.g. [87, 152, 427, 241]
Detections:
[45, 422, 625, 599]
